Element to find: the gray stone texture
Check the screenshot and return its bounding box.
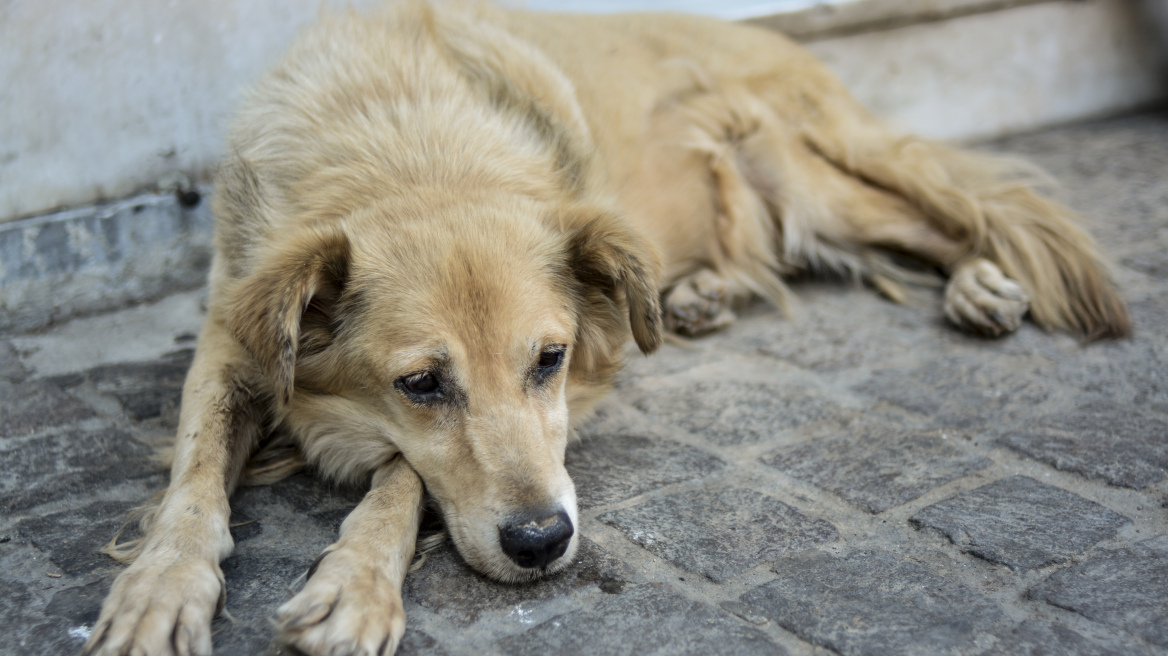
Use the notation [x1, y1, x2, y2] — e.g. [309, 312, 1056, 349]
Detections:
[50, 348, 194, 424]
[762, 427, 992, 513]
[999, 403, 1168, 489]
[0, 428, 157, 513]
[0, 378, 96, 438]
[599, 486, 837, 581]
[910, 476, 1131, 571]
[1030, 535, 1168, 648]
[565, 431, 725, 509]
[856, 360, 1053, 429]
[980, 620, 1160, 656]
[496, 584, 785, 656]
[0, 191, 213, 334]
[404, 537, 636, 626]
[632, 381, 841, 445]
[740, 550, 1008, 656]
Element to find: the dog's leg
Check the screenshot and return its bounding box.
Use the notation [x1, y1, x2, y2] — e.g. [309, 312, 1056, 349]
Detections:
[795, 92, 1129, 339]
[83, 315, 261, 656]
[663, 268, 745, 335]
[276, 455, 424, 656]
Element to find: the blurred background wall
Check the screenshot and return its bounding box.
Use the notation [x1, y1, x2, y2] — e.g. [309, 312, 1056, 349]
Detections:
[2, 0, 1166, 223]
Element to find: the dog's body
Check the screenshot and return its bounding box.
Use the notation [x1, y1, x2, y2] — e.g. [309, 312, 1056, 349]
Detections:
[85, 3, 1129, 655]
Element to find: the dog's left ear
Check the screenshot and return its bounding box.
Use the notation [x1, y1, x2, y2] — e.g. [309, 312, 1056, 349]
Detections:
[562, 205, 663, 355]
[227, 223, 351, 405]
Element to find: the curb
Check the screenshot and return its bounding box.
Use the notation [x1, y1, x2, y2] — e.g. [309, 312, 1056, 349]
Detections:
[0, 190, 213, 335]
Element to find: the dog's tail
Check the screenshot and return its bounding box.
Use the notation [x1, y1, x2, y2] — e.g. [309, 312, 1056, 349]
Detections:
[807, 106, 1130, 340]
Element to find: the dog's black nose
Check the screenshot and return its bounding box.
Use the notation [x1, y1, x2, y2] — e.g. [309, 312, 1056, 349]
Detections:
[498, 509, 574, 569]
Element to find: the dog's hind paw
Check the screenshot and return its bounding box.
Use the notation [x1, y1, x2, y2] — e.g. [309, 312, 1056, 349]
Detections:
[944, 259, 1030, 337]
[277, 546, 406, 656]
[664, 269, 738, 336]
[82, 555, 224, 656]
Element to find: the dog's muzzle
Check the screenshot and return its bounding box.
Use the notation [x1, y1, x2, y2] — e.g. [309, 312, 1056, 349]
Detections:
[498, 508, 573, 569]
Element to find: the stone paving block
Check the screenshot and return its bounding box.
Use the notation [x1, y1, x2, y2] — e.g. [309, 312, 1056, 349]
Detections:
[404, 537, 636, 626]
[213, 549, 306, 655]
[762, 427, 991, 514]
[0, 427, 157, 512]
[228, 473, 366, 542]
[910, 476, 1130, 571]
[632, 381, 841, 445]
[1030, 534, 1168, 648]
[497, 583, 784, 656]
[856, 361, 1051, 428]
[50, 348, 194, 423]
[740, 550, 1008, 656]
[398, 629, 450, 656]
[565, 432, 725, 509]
[15, 500, 138, 576]
[599, 486, 837, 581]
[0, 379, 96, 439]
[0, 340, 28, 382]
[981, 620, 1159, 656]
[0, 577, 94, 656]
[715, 289, 928, 372]
[1000, 403, 1168, 488]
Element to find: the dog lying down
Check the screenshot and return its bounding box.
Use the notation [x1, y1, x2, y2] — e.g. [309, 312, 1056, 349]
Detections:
[84, 2, 1130, 655]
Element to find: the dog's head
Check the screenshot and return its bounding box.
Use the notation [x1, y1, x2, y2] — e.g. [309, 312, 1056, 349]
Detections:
[226, 193, 660, 581]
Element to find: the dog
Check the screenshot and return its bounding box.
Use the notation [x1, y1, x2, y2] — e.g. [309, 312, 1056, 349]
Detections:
[82, 2, 1129, 655]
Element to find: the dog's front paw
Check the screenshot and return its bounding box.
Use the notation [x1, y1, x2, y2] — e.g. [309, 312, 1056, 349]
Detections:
[664, 269, 737, 336]
[83, 554, 225, 656]
[277, 546, 406, 656]
[944, 258, 1030, 336]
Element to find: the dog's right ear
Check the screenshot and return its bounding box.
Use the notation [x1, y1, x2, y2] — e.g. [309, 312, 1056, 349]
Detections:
[227, 223, 351, 405]
[561, 204, 663, 355]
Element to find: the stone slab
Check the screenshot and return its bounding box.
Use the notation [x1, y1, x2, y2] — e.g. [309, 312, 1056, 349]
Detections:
[740, 550, 1008, 656]
[599, 486, 837, 581]
[632, 381, 840, 446]
[496, 583, 784, 656]
[1000, 403, 1168, 488]
[0, 379, 96, 439]
[981, 620, 1160, 656]
[565, 432, 725, 509]
[1030, 535, 1168, 648]
[0, 427, 156, 513]
[51, 348, 194, 423]
[14, 500, 139, 576]
[762, 427, 991, 514]
[856, 360, 1051, 429]
[910, 476, 1130, 571]
[404, 537, 635, 627]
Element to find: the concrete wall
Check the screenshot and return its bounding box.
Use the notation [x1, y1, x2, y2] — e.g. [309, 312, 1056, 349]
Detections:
[0, 0, 380, 222]
[1, 0, 1165, 223]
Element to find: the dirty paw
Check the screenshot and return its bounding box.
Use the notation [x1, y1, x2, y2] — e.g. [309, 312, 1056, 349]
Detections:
[277, 546, 405, 656]
[83, 555, 224, 656]
[664, 269, 737, 336]
[944, 259, 1030, 337]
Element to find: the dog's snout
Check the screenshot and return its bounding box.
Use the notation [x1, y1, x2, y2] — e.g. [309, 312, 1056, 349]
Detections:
[498, 509, 573, 569]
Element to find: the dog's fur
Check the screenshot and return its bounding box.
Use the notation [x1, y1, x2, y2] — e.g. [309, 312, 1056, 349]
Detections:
[84, 3, 1129, 655]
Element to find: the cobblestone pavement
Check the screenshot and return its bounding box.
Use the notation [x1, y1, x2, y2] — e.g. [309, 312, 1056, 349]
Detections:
[3, 113, 1167, 656]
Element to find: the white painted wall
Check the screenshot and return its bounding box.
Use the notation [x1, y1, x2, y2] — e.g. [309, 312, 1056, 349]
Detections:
[807, 0, 1167, 141]
[1, 0, 1164, 222]
[0, 0, 381, 222]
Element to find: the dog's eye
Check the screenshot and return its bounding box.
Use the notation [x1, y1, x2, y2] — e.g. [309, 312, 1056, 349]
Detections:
[398, 372, 440, 398]
[536, 347, 565, 375]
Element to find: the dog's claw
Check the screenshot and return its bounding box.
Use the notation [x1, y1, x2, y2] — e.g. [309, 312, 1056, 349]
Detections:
[277, 545, 406, 656]
[944, 259, 1029, 337]
[664, 269, 738, 336]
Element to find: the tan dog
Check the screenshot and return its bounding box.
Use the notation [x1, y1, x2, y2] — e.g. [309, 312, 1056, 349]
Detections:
[83, 2, 1129, 655]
